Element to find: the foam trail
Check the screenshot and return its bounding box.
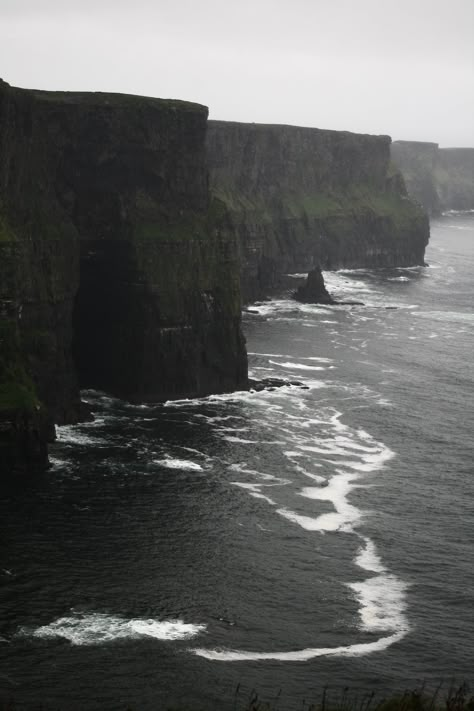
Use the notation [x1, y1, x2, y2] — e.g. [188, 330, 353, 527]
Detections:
[22, 613, 206, 645]
[192, 632, 406, 661]
[231, 482, 277, 506]
[348, 574, 409, 634]
[269, 361, 327, 371]
[355, 537, 387, 573]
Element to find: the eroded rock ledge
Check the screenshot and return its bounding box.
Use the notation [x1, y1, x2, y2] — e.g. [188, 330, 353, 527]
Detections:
[0, 80, 248, 473]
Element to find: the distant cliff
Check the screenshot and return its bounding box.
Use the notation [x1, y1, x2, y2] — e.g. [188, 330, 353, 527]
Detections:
[390, 141, 441, 216]
[207, 121, 429, 301]
[437, 148, 474, 211]
[0, 80, 247, 474]
[391, 141, 474, 214]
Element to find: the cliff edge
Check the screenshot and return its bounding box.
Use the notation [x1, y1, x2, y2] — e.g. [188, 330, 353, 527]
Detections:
[207, 121, 429, 301]
[391, 141, 474, 214]
[0, 80, 247, 474]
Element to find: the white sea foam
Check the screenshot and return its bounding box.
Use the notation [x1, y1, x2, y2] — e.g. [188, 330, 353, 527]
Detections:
[269, 361, 327, 371]
[48, 457, 70, 469]
[223, 436, 259, 444]
[23, 613, 206, 645]
[192, 631, 406, 661]
[248, 352, 332, 363]
[355, 537, 386, 573]
[55, 427, 106, 446]
[411, 310, 474, 324]
[153, 458, 203, 471]
[180, 343, 409, 666]
[348, 574, 409, 634]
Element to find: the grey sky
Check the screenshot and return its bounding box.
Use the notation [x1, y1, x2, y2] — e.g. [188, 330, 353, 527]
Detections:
[1, 0, 473, 146]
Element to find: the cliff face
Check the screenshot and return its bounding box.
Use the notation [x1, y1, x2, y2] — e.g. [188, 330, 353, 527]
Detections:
[391, 141, 474, 213]
[437, 148, 474, 211]
[207, 121, 429, 301]
[0, 80, 247, 474]
[390, 141, 441, 216]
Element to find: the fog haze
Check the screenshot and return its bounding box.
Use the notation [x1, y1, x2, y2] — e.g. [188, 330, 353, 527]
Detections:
[1, 0, 473, 145]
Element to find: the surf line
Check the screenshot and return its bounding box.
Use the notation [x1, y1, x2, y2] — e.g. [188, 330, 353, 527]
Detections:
[191, 412, 409, 662]
[192, 631, 406, 662]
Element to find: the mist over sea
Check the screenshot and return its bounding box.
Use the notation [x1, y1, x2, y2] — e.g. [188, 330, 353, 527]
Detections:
[1, 213, 473, 710]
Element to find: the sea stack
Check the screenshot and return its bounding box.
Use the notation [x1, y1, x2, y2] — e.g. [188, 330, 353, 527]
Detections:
[294, 268, 334, 304]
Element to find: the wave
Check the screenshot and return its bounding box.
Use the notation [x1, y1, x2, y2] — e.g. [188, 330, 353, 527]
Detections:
[269, 361, 327, 371]
[192, 631, 406, 662]
[411, 310, 474, 324]
[55, 427, 107, 446]
[348, 574, 409, 635]
[153, 458, 204, 471]
[190, 395, 409, 663]
[20, 612, 206, 646]
[355, 537, 386, 573]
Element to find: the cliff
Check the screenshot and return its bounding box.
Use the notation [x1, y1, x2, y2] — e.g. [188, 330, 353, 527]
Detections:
[390, 141, 441, 216]
[207, 121, 429, 301]
[0, 80, 247, 474]
[391, 141, 474, 213]
[437, 148, 474, 211]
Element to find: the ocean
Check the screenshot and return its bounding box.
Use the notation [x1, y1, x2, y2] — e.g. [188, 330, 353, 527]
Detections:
[1, 212, 473, 710]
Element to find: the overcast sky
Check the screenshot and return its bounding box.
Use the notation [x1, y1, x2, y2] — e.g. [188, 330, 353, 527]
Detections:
[1, 0, 473, 146]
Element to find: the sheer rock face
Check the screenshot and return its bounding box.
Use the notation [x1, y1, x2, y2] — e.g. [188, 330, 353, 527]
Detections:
[391, 140, 474, 214]
[207, 121, 429, 302]
[0, 80, 247, 473]
[437, 148, 474, 211]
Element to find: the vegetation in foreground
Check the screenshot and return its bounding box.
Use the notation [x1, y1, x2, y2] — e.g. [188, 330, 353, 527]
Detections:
[1, 683, 474, 711]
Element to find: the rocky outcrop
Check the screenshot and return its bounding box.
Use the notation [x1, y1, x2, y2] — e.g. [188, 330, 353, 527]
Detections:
[207, 121, 429, 301]
[391, 141, 474, 213]
[0, 80, 247, 474]
[294, 268, 334, 304]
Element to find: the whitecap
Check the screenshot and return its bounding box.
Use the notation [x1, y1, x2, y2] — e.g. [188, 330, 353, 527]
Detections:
[55, 427, 106, 446]
[354, 537, 387, 574]
[269, 361, 326, 371]
[192, 631, 406, 661]
[153, 458, 203, 471]
[21, 613, 206, 645]
[348, 574, 409, 634]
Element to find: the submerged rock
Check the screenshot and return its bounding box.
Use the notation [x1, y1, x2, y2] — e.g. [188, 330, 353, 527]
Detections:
[248, 377, 309, 392]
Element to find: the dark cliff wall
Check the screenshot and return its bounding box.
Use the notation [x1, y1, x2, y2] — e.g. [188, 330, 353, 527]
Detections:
[207, 121, 429, 301]
[391, 141, 474, 213]
[437, 148, 474, 211]
[0, 80, 247, 474]
[390, 141, 441, 216]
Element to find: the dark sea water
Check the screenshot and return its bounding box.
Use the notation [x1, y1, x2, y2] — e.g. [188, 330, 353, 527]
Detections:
[1, 213, 473, 710]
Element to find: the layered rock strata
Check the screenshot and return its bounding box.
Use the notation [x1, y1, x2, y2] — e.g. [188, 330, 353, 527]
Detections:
[207, 121, 429, 302]
[0, 80, 247, 474]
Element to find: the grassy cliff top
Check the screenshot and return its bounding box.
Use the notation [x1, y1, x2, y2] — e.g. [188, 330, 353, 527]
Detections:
[208, 119, 391, 143]
[0, 79, 207, 115]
